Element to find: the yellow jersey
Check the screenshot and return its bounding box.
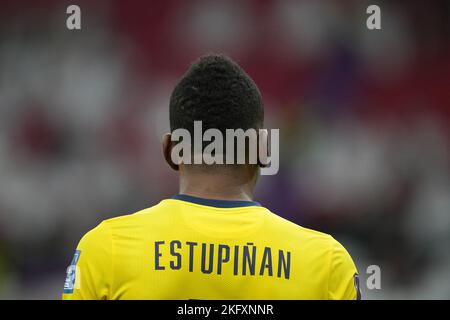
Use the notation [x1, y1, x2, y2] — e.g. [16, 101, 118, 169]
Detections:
[62, 194, 360, 300]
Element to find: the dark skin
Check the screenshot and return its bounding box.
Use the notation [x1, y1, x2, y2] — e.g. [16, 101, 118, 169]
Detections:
[162, 133, 266, 201]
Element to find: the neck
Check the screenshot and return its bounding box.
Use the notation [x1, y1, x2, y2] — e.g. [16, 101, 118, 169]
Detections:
[178, 165, 258, 201]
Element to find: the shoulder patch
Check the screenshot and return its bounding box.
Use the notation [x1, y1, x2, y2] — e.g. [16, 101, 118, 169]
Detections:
[63, 250, 81, 294]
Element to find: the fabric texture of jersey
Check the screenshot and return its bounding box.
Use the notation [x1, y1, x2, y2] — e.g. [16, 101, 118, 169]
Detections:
[62, 195, 359, 300]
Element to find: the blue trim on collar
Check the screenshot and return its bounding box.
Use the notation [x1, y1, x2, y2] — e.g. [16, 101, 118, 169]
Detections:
[171, 194, 261, 208]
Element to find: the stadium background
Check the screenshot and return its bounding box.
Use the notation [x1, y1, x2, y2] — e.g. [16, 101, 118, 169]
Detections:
[0, 0, 449, 299]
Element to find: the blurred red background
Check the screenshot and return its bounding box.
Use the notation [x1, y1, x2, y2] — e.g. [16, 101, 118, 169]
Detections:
[0, 0, 449, 299]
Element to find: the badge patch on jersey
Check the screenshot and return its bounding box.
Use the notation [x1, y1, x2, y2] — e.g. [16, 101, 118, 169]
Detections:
[63, 250, 81, 294]
[354, 273, 362, 300]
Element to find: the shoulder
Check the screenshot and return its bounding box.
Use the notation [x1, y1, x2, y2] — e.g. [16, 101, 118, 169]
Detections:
[77, 220, 111, 250]
[82, 200, 172, 239]
[262, 209, 356, 263]
[263, 210, 359, 299]
[262, 208, 334, 244]
[101, 202, 163, 224]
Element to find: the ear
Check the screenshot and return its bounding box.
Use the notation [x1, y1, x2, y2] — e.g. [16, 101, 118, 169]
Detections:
[162, 133, 179, 171]
[258, 129, 269, 168]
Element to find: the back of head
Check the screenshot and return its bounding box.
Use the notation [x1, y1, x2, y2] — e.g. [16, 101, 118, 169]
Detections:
[170, 54, 264, 143]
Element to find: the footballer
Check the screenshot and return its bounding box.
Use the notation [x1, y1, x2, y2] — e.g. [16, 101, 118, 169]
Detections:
[62, 54, 361, 300]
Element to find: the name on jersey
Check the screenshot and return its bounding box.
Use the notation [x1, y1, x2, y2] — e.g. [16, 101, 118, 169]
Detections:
[154, 240, 291, 279]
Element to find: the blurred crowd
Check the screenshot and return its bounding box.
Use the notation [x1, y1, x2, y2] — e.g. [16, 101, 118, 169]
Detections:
[0, 0, 449, 299]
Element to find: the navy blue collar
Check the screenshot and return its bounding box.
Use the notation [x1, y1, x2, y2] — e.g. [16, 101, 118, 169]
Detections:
[171, 194, 261, 208]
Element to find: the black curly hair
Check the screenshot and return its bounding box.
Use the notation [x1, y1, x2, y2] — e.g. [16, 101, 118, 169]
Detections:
[170, 54, 264, 135]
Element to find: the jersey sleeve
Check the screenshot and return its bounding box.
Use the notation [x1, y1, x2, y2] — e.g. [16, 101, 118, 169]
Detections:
[62, 221, 113, 300]
[327, 238, 361, 300]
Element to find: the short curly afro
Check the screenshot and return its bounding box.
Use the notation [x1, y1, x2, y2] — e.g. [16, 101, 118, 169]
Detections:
[169, 54, 264, 135]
